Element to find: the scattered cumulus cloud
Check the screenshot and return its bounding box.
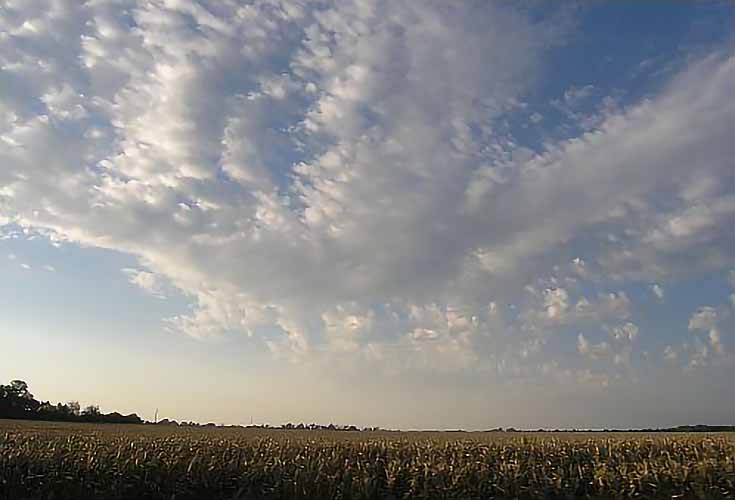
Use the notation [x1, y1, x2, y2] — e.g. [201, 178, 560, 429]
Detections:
[684, 305, 732, 368]
[688, 307, 718, 333]
[122, 268, 166, 299]
[650, 283, 664, 302]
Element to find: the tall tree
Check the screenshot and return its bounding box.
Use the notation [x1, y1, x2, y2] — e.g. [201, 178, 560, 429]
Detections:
[0, 380, 40, 416]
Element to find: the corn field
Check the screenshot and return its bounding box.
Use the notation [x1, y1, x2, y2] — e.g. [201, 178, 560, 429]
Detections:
[1, 420, 734, 499]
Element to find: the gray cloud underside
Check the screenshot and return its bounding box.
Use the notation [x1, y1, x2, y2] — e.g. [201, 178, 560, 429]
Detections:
[1, 0, 734, 382]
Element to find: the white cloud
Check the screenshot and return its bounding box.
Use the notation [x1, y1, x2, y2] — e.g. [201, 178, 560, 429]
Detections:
[577, 333, 611, 361]
[709, 329, 724, 355]
[688, 307, 718, 333]
[122, 268, 165, 299]
[650, 283, 664, 302]
[0, 1, 733, 386]
[544, 288, 569, 320]
[322, 306, 374, 353]
[685, 306, 731, 365]
[522, 287, 631, 334]
[609, 322, 639, 343]
[577, 333, 589, 355]
[577, 321, 638, 370]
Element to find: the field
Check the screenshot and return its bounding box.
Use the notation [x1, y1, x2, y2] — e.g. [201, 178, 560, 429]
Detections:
[1, 420, 734, 499]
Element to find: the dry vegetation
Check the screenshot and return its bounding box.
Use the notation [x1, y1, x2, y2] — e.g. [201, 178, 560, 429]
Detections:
[1, 419, 734, 499]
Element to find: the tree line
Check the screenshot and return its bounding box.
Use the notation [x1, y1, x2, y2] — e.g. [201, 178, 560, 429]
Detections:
[4, 379, 732, 432]
[0, 379, 143, 424]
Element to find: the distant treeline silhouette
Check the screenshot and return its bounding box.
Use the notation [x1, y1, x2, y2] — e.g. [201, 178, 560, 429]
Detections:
[3, 379, 734, 432]
[0, 379, 143, 424]
[156, 418, 382, 431]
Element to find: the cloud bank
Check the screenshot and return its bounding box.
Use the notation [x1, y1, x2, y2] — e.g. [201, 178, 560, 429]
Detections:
[1, 0, 734, 390]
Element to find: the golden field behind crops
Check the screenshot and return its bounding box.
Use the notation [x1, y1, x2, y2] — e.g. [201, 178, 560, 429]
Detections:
[1, 419, 734, 499]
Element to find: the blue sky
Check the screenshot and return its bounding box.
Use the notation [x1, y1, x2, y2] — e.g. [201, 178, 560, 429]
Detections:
[1, 1, 734, 429]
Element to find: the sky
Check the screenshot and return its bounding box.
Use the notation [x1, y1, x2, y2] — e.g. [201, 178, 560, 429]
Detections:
[1, 1, 734, 430]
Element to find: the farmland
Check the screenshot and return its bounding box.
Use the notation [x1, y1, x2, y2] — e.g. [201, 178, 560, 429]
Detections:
[1, 419, 734, 499]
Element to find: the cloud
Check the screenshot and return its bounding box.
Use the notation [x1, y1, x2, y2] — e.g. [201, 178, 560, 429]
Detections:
[543, 288, 570, 321]
[685, 305, 732, 367]
[609, 322, 639, 343]
[577, 333, 611, 361]
[650, 284, 664, 302]
[521, 287, 631, 333]
[709, 329, 723, 356]
[577, 321, 639, 369]
[122, 268, 165, 298]
[688, 307, 718, 333]
[663, 345, 678, 362]
[0, 1, 734, 387]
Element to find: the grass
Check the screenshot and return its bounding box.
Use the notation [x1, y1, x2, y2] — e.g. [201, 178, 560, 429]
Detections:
[1, 419, 734, 499]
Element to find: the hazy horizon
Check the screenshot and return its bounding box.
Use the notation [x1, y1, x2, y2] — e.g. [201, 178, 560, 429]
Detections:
[1, 1, 734, 430]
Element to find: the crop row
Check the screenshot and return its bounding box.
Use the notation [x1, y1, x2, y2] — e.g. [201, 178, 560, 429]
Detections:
[1, 429, 734, 499]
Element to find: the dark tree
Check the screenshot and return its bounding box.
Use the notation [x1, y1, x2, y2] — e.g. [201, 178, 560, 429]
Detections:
[82, 405, 100, 416]
[67, 401, 81, 416]
[1, 380, 142, 425]
[0, 380, 40, 417]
